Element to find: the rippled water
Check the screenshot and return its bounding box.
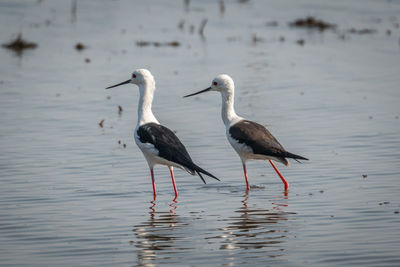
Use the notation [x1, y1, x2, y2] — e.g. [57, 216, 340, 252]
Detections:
[1, 0, 400, 266]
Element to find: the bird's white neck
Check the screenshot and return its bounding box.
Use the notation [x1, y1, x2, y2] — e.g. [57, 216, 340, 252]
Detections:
[137, 81, 159, 126]
[221, 89, 242, 128]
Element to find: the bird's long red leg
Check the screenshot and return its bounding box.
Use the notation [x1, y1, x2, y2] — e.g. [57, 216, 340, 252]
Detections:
[169, 166, 179, 200]
[150, 168, 157, 200]
[242, 163, 250, 191]
[269, 160, 289, 191]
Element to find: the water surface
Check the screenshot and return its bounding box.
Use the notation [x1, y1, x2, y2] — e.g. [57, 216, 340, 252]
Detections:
[1, 0, 400, 266]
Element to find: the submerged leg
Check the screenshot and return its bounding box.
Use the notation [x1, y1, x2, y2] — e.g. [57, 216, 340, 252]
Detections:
[269, 160, 289, 191]
[150, 168, 157, 200]
[169, 166, 179, 199]
[242, 163, 250, 191]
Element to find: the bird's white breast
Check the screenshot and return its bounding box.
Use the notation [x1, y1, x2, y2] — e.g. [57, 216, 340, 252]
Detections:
[226, 129, 253, 159]
[134, 130, 159, 164]
[134, 128, 187, 170]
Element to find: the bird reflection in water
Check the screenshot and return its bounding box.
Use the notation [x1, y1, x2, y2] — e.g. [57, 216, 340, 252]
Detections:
[133, 199, 189, 266]
[216, 191, 294, 263]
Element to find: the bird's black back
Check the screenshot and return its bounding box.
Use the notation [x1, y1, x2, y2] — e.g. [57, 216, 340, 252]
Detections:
[137, 123, 194, 166]
[137, 123, 220, 182]
[229, 120, 308, 160]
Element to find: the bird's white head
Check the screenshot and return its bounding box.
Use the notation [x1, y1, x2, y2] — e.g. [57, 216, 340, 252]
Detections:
[183, 74, 234, 98]
[131, 69, 154, 85]
[210, 74, 234, 93]
[106, 68, 155, 89]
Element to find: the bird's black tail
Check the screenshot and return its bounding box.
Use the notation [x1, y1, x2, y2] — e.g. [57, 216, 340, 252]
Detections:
[285, 152, 309, 161]
[190, 164, 220, 184]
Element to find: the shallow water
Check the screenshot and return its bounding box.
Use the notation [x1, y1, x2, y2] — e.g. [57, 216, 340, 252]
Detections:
[1, 0, 400, 266]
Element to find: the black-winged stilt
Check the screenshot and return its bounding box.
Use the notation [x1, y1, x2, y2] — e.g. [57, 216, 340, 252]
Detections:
[106, 69, 219, 200]
[184, 74, 307, 191]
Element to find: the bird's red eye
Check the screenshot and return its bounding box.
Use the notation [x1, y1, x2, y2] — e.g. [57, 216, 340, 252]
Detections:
[213, 81, 218, 86]
[133, 74, 137, 78]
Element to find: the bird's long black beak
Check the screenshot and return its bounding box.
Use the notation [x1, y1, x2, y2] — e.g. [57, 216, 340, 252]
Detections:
[106, 79, 131, 89]
[183, 87, 211, 98]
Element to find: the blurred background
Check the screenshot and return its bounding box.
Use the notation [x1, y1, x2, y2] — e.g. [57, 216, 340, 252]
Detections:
[1, 0, 400, 266]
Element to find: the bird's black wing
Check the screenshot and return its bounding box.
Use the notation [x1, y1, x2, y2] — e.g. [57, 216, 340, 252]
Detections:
[137, 123, 219, 181]
[229, 120, 308, 160]
[137, 123, 192, 164]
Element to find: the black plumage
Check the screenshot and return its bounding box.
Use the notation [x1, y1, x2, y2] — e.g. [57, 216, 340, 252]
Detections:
[229, 120, 308, 164]
[137, 123, 219, 183]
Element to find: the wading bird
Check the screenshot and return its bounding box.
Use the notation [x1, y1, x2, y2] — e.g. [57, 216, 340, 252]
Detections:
[107, 69, 219, 200]
[184, 74, 307, 191]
